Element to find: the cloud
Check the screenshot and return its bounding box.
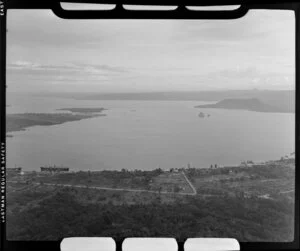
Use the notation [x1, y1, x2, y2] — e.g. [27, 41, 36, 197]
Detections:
[205, 66, 295, 90]
[7, 61, 131, 90]
[9, 60, 41, 69]
[76, 63, 128, 73]
[8, 61, 128, 74]
[6, 9, 294, 93]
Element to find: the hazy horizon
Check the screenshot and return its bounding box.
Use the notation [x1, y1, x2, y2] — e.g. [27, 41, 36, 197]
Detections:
[7, 88, 296, 95]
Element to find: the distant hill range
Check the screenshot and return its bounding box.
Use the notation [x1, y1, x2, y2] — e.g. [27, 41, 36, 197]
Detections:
[195, 98, 293, 113]
[37, 89, 295, 113]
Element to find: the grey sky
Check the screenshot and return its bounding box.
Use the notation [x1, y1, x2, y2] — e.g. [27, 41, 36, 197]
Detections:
[7, 9, 294, 93]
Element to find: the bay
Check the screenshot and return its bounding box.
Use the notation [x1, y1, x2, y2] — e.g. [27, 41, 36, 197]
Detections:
[6, 96, 295, 171]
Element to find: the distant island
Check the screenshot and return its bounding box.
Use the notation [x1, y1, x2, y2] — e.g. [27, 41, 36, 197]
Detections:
[36, 90, 295, 113]
[57, 108, 106, 113]
[195, 98, 293, 113]
[6, 108, 106, 133]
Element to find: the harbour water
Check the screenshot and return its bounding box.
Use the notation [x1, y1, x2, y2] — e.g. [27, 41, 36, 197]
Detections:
[6, 95, 295, 171]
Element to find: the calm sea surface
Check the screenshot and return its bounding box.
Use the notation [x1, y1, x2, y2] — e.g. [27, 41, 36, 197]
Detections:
[6, 95, 295, 171]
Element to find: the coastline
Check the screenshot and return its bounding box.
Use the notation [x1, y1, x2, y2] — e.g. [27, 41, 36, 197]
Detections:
[6, 108, 106, 133]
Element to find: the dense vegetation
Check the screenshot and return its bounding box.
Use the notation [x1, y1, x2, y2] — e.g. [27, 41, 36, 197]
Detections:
[7, 161, 295, 241]
[7, 189, 294, 241]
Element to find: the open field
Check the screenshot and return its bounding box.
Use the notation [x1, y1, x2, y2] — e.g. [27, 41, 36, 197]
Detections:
[8, 168, 195, 195]
[185, 158, 295, 200]
[149, 172, 195, 194]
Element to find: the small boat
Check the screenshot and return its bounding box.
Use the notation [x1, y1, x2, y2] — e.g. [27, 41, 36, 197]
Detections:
[198, 112, 205, 118]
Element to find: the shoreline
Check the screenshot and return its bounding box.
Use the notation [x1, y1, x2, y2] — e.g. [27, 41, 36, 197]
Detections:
[11, 155, 294, 174]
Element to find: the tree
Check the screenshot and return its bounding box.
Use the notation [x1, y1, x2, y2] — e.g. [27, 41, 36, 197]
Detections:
[158, 186, 162, 195]
[174, 185, 180, 193]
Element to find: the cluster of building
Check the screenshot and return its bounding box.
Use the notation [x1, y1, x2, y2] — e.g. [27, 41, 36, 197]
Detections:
[7, 165, 70, 175]
[209, 164, 224, 169]
[169, 168, 181, 173]
[40, 166, 69, 174]
[7, 167, 23, 175]
[240, 160, 255, 167]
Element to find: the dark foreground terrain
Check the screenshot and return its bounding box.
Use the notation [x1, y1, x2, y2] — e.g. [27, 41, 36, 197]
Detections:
[6, 158, 295, 241]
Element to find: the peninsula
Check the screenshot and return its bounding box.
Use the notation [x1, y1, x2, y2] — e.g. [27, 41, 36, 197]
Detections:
[6, 108, 106, 133]
[195, 98, 291, 113]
